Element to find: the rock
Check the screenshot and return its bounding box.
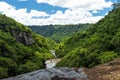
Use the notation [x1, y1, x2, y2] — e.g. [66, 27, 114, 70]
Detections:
[0, 23, 35, 46]
[84, 58, 120, 80]
[2, 68, 88, 80]
[15, 32, 35, 46]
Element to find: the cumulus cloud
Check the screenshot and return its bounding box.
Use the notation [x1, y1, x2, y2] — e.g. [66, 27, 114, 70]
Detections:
[0, 1, 112, 25]
[48, 9, 103, 25]
[36, 0, 112, 10]
[0, 2, 49, 25]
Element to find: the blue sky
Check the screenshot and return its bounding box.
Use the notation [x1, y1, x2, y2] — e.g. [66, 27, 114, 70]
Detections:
[0, 0, 117, 25]
[0, 0, 67, 14]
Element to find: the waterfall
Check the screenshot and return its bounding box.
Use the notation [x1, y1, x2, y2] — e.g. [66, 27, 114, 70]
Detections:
[50, 50, 56, 58]
[45, 50, 61, 68]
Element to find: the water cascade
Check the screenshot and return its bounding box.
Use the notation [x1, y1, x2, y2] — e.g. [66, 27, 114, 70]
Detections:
[45, 50, 61, 68]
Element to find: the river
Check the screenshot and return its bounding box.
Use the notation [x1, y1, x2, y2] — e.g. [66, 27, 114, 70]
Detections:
[45, 50, 61, 68]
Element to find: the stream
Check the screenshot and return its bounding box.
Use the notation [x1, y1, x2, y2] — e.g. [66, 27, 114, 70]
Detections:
[2, 50, 88, 80]
[45, 50, 61, 68]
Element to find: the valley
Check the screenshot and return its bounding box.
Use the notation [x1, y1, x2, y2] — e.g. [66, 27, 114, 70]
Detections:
[28, 24, 92, 42]
[0, 1, 120, 80]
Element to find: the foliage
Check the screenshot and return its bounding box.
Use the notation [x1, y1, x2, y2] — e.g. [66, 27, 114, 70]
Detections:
[98, 51, 117, 64]
[56, 48, 88, 67]
[28, 24, 92, 42]
[0, 14, 57, 79]
[56, 8, 120, 68]
[0, 67, 8, 78]
[17, 61, 40, 74]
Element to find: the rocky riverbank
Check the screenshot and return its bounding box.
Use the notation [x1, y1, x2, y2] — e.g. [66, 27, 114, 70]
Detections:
[2, 67, 88, 80]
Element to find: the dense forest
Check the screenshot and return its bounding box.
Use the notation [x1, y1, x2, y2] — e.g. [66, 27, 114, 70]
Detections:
[28, 24, 92, 42]
[56, 8, 120, 68]
[0, 14, 57, 79]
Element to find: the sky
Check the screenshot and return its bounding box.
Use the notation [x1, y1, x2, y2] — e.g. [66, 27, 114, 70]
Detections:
[0, 0, 118, 25]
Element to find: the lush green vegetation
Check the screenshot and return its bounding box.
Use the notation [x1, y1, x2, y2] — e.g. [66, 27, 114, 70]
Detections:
[0, 14, 57, 79]
[56, 8, 120, 68]
[29, 24, 92, 42]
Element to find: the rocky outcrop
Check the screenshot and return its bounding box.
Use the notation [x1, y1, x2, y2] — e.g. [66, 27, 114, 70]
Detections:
[84, 58, 120, 80]
[15, 32, 35, 46]
[0, 24, 35, 46]
[2, 68, 88, 80]
[9, 27, 35, 46]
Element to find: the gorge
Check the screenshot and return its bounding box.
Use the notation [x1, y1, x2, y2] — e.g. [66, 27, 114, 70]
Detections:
[0, 2, 120, 80]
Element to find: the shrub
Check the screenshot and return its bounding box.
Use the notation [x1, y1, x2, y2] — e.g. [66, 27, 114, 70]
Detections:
[18, 61, 39, 74]
[98, 51, 118, 63]
[0, 67, 8, 79]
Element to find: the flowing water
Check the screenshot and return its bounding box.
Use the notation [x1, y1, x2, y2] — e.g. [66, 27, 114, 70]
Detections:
[45, 50, 61, 68]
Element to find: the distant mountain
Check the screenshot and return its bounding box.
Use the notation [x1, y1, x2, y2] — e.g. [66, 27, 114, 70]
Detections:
[56, 8, 120, 68]
[28, 24, 92, 42]
[0, 14, 57, 79]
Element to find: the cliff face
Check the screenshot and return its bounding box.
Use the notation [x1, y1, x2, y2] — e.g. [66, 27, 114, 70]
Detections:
[15, 32, 35, 46]
[0, 15, 35, 46]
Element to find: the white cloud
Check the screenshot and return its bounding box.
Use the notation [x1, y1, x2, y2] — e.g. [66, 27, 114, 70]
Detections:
[36, 0, 113, 10]
[30, 10, 49, 17]
[48, 9, 103, 25]
[0, 1, 112, 25]
[0, 2, 50, 25]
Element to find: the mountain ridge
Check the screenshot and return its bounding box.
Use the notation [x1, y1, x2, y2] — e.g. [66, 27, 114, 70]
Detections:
[28, 24, 92, 42]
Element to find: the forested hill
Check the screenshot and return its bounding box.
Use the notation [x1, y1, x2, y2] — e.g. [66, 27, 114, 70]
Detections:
[0, 14, 57, 79]
[28, 24, 92, 42]
[56, 8, 120, 68]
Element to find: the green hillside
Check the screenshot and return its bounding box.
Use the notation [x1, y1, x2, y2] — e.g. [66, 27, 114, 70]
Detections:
[29, 24, 92, 42]
[0, 14, 57, 79]
[56, 8, 120, 68]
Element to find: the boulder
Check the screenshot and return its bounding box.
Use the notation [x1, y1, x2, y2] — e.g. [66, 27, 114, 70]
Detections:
[2, 68, 88, 80]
